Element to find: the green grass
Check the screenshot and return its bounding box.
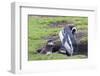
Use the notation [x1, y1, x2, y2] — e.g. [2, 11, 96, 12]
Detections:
[28, 15, 88, 61]
[29, 53, 87, 61]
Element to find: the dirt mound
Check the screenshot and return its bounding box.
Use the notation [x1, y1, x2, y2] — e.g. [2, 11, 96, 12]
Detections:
[42, 30, 88, 56]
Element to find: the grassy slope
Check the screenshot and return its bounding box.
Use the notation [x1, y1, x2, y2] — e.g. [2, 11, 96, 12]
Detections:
[28, 16, 88, 61]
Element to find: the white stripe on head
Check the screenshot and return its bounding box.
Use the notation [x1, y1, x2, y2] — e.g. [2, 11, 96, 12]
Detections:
[48, 42, 54, 45]
[72, 27, 77, 33]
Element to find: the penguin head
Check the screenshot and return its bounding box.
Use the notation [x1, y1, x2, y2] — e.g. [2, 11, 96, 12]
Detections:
[47, 39, 54, 46]
[68, 24, 77, 35]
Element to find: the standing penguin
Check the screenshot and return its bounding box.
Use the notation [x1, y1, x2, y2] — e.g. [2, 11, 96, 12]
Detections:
[59, 25, 77, 56]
